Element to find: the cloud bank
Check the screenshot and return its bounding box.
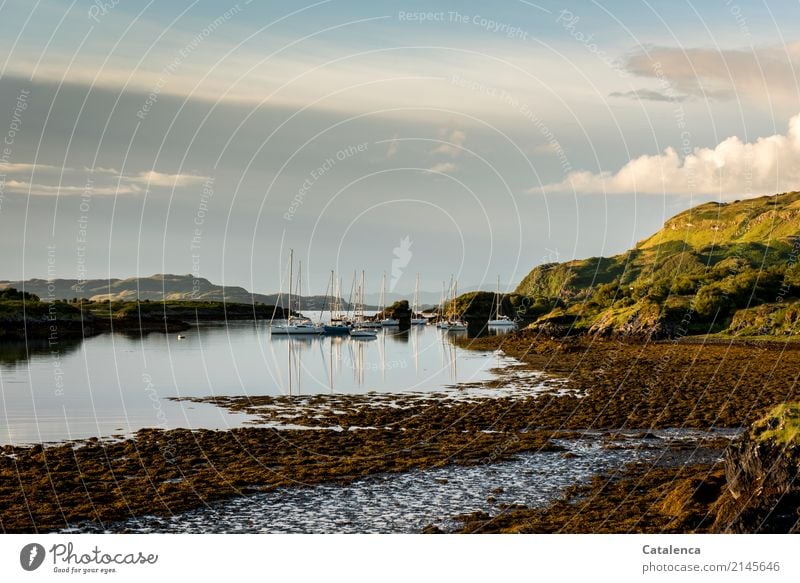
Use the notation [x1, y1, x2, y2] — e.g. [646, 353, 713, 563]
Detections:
[540, 113, 800, 197]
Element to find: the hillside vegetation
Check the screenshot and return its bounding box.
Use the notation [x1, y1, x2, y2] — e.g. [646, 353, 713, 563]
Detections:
[511, 191, 800, 338]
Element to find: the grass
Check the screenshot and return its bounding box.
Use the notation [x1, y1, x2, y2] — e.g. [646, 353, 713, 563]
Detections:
[752, 403, 800, 447]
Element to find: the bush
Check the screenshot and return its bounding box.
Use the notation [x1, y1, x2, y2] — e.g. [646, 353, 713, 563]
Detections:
[694, 284, 733, 319]
[0, 288, 40, 302]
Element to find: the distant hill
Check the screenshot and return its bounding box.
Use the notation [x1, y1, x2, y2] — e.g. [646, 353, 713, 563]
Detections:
[0, 274, 356, 311]
[0, 274, 485, 311]
[513, 191, 800, 338]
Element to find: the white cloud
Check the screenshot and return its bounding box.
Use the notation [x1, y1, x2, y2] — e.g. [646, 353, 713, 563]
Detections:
[4, 180, 141, 196]
[385, 135, 399, 159]
[2, 167, 209, 196]
[539, 113, 800, 197]
[126, 171, 210, 188]
[430, 129, 467, 157]
[0, 163, 69, 174]
[428, 162, 458, 173]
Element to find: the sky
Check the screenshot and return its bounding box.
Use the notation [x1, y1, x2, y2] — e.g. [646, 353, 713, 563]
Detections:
[1, 0, 799, 296]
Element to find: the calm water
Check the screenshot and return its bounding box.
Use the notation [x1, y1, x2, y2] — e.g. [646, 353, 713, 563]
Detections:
[0, 319, 517, 445]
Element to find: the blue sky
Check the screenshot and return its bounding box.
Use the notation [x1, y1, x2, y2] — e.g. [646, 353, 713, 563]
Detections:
[1, 0, 799, 295]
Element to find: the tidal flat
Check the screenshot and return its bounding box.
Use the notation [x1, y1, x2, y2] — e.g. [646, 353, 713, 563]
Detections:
[2, 332, 797, 533]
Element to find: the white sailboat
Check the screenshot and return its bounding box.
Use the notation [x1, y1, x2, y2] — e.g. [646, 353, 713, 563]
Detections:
[379, 272, 399, 326]
[271, 250, 322, 335]
[488, 275, 517, 328]
[323, 271, 350, 335]
[350, 271, 377, 338]
[447, 278, 467, 332]
[436, 281, 449, 329]
[411, 273, 427, 325]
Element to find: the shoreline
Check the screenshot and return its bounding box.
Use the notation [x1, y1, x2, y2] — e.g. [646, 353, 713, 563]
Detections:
[3, 333, 799, 533]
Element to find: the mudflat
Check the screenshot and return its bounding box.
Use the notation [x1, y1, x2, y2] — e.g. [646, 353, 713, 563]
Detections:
[2, 332, 796, 533]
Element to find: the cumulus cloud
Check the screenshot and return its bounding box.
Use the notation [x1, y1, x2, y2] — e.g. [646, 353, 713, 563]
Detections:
[623, 43, 800, 106]
[430, 129, 467, 157]
[428, 162, 458, 173]
[539, 113, 800, 197]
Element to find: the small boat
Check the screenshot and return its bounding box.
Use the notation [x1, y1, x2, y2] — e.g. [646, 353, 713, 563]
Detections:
[324, 323, 351, 335]
[444, 278, 467, 332]
[487, 315, 516, 327]
[411, 274, 427, 325]
[350, 271, 379, 337]
[378, 272, 399, 326]
[488, 275, 517, 327]
[271, 319, 323, 335]
[270, 250, 323, 335]
[350, 328, 377, 339]
[176, 334, 186, 340]
[323, 271, 351, 335]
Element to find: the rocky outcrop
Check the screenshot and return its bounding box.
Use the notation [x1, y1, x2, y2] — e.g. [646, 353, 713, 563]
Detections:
[587, 301, 670, 340]
[715, 404, 800, 533]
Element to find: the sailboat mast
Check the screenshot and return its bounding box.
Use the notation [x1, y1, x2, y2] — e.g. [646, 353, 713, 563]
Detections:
[414, 273, 420, 315]
[288, 249, 293, 321]
[297, 260, 302, 316]
[496, 274, 501, 319]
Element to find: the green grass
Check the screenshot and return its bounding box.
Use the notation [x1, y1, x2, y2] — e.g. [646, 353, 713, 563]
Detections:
[508, 191, 800, 337]
[752, 403, 800, 447]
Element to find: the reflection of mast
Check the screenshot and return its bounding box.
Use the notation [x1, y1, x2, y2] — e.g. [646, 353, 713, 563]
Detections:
[379, 324, 386, 383]
[351, 340, 365, 386]
[442, 334, 457, 382]
[287, 337, 303, 396]
[411, 325, 420, 372]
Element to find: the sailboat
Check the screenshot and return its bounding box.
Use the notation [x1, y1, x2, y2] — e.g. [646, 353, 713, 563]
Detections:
[436, 281, 450, 329]
[379, 272, 399, 326]
[488, 275, 516, 328]
[271, 250, 323, 335]
[411, 273, 427, 325]
[350, 271, 377, 338]
[323, 271, 350, 335]
[447, 278, 467, 332]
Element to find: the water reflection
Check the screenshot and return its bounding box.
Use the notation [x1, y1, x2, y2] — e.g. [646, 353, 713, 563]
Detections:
[0, 322, 515, 444]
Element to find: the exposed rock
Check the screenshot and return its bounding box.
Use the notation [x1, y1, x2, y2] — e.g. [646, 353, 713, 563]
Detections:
[716, 404, 800, 533]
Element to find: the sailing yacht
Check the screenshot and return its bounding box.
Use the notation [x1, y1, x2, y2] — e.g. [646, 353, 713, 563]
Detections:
[411, 273, 427, 325]
[323, 271, 350, 335]
[446, 278, 467, 332]
[488, 275, 517, 328]
[436, 281, 450, 329]
[271, 250, 323, 335]
[379, 272, 399, 326]
[350, 271, 377, 338]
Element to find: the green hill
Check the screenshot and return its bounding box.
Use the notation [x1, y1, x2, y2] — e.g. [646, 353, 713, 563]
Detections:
[0, 274, 350, 310]
[513, 191, 800, 338]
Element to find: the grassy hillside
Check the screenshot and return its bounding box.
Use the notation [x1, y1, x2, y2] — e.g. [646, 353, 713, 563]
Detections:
[512, 191, 800, 338]
[0, 274, 351, 310]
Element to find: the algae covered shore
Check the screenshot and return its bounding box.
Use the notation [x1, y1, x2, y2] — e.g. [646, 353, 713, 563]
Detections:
[2, 331, 799, 533]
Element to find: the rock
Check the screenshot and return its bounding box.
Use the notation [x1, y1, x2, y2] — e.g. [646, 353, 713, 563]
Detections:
[716, 404, 800, 533]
